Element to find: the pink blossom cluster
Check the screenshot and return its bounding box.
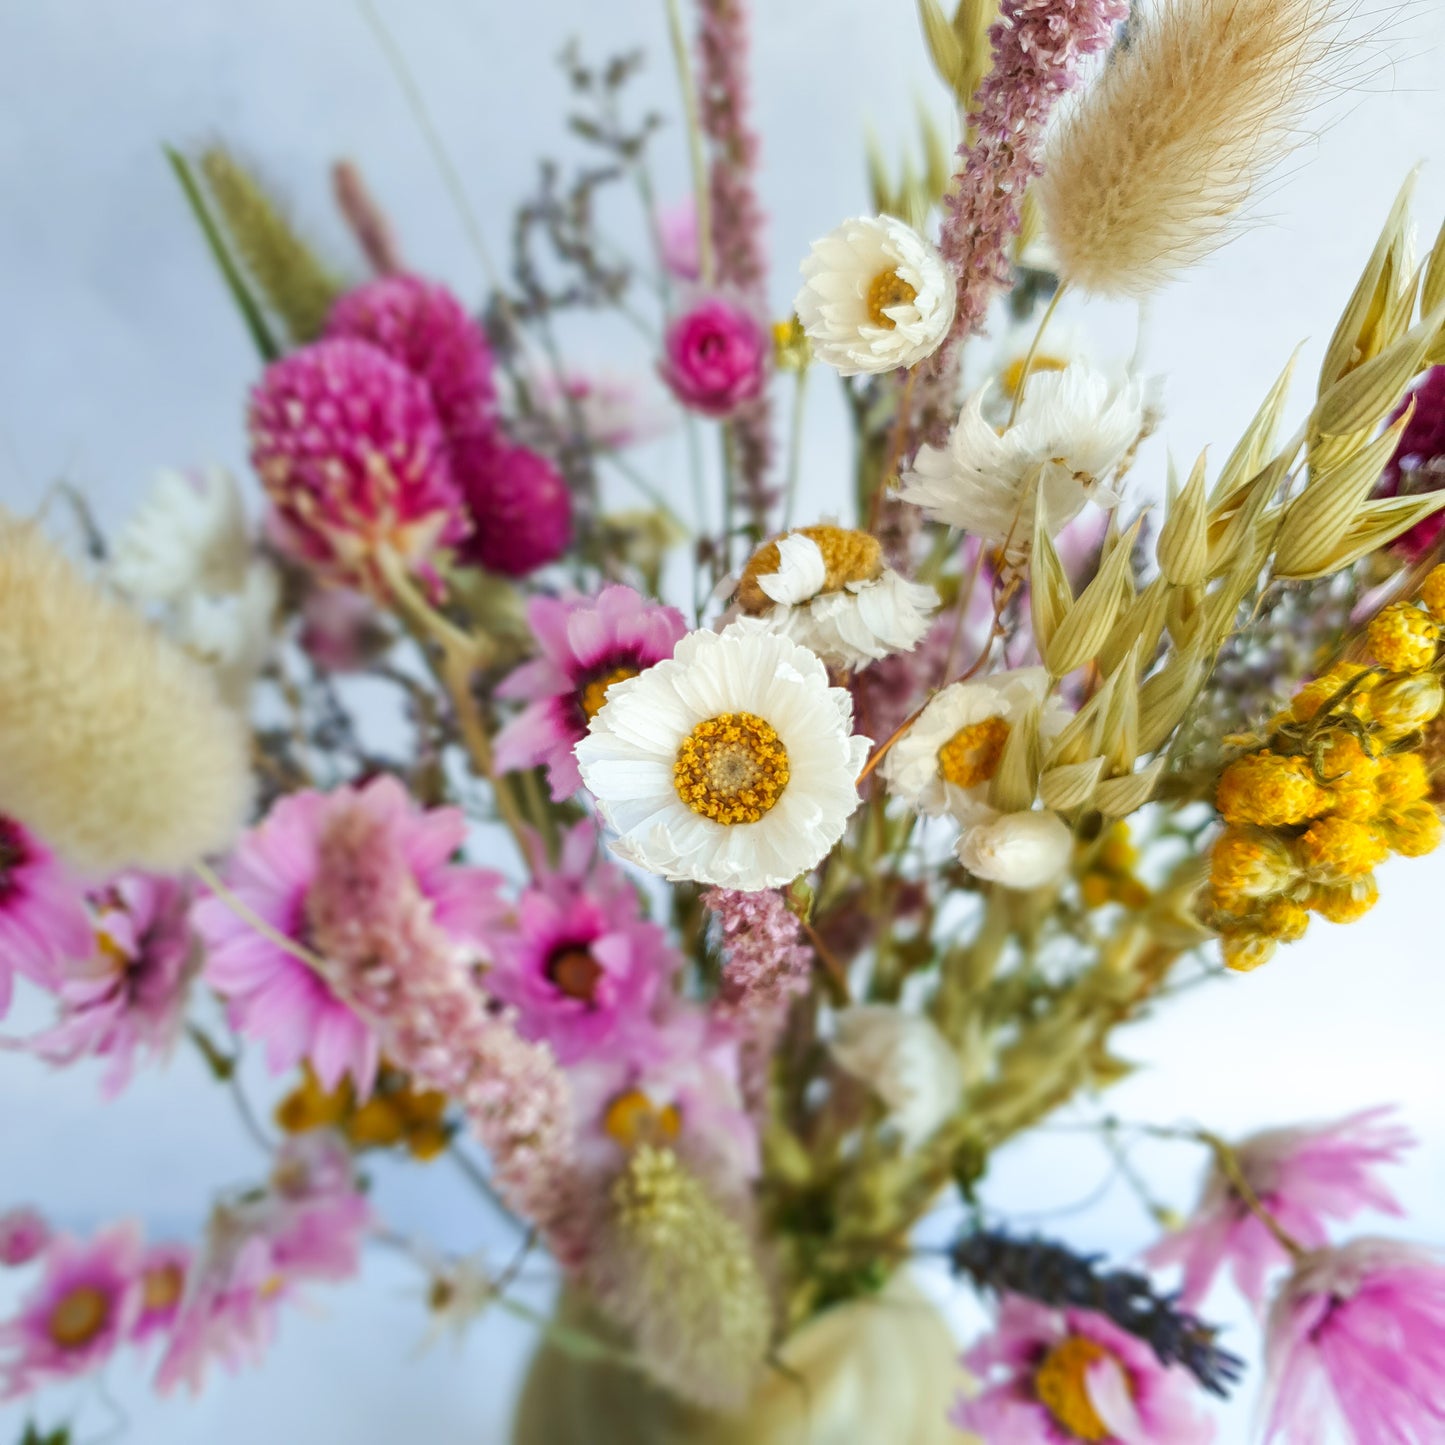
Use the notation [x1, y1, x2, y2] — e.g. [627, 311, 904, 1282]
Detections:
[703, 886, 811, 1019]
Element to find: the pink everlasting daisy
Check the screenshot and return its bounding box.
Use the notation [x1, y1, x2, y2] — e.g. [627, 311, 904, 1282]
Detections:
[0, 1224, 142, 1398]
[1263, 1237, 1445, 1443]
[157, 1134, 369, 1395]
[1147, 1108, 1414, 1309]
[0, 1208, 49, 1268]
[489, 820, 679, 1064]
[0, 816, 91, 1019]
[494, 586, 687, 800]
[27, 872, 196, 1096]
[955, 1297, 1216, 1444]
[195, 775, 504, 1095]
[132, 1241, 191, 1345]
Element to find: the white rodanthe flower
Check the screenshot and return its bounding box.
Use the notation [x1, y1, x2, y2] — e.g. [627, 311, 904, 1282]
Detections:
[899, 360, 1146, 555]
[830, 1005, 962, 1149]
[955, 807, 1073, 890]
[172, 564, 280, 706]
[735, 525, 937, 669]
[110, 466, 251, 603]
[576, 620, 871, 891]
[794, 215, 956, 376]
[881, 666, 1069, 819]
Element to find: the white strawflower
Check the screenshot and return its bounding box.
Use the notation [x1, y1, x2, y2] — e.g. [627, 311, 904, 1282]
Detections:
[830, 1005, 962, 1149]
[171, 564, 281, 706]
[881, 667, 1068, 819]
[735, 525, 937, 669]
[955, 808, 1074, 890]
[576, 620, 870, 891]
[794, 215, 956, 376]
[899, 360, 1146, 556]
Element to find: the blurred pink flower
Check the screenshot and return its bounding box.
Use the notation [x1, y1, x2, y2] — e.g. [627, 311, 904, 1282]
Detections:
[132, 1241, 191, 1345]
[454, 434, 573, 577]
[0, 816, 91, 1019]
[0, 1209, 49, 1269]
[494, 585, 687, 800]
[955, 1296, 1216, 1444]
[298, 583, 383, 673]
[1263, 1237, 1445, 1443]
[26, 872, 196, 1096]
[660, 295, 768, 419]
[1377, 365, 1445, 560]
[656, 197, 700, 281]
[1147, 1108, 1414, 1308]
[195, 776, 504, 1095]
[0, 1224, 142, 1397]
[530, 369, 672, 452]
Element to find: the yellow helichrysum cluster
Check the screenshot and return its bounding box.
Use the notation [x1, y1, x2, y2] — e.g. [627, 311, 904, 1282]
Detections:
[275, 1062, 451, 1161]
[1206, 568, 1445, 971]
[1079, 822, 1152, 910]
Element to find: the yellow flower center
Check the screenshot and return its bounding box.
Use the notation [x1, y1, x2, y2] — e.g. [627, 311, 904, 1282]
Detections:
[48, 1284, 111, 1350]
[546, 944, 605, 1003]
[603, 1089, 683, 1149]
[142, 1262, 185, 1314]
[865, 267, 917, 328]
[1034, 1335, 1116, 1442]
[673, 712, 790, 825]
[1001, 352, 1070, 400]
[736, 525, 884, 615]
[937, 715, 1011, 790]
[580, 666, 640, 722]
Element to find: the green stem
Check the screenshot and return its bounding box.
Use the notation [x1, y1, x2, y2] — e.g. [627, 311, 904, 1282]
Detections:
[662, 0, 714, 288]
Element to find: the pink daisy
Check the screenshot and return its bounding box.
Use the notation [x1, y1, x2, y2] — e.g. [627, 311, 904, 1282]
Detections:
[157, 1135, 369, 1395]
[195, 775, 504, 1095]
[0, 1224, 142, 1398]
[488, 822, 680, 1064]
[1263, 1237, 1445, 1443]
[0, 816, 91, 1019]
[955, 1296, 1217, 1444]
[0, 1209, 49, 1268]
[493, 586, 687, 800]
[132, 1241, 191, 1345]
[1147, 1108, 1414, 1309]
[26, 872, 196, 1096]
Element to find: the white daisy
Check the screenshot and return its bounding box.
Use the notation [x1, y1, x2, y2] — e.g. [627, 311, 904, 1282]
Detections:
[899, 360, 1146, 556]
[955, 807, 1073, 890]
[830, 1005, 962, 1149]
[880, 666, 1069, 819]
[575, 620, 871, 891]
[734, 525, 937, 670]
[794, 215, 956, 377]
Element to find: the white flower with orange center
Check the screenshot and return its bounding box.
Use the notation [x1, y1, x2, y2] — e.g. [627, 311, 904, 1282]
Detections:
[575, 621, 871, 890]
[880, 667, 1068, 819]
[734, 525, 937, 669]
[899, 360, 1147, 557]
[794, 215, 955, 376]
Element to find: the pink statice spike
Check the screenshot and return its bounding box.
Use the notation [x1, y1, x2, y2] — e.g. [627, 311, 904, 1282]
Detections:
[493, 586, 687, 800]
[1263, 1237, 1445, 1443]
[703, 886, 811, 1019]
[0, 816, 92, 1019]
[1147, 1107, 1415, 1309]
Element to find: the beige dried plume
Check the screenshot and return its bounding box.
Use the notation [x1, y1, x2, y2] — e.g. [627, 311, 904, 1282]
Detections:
[1038, 0, 1366, 297]
[0, 510, 251, 874]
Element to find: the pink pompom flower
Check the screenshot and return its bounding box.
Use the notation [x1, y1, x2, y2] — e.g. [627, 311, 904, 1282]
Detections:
[0, 1224, 142, 1398]
[487, 822, 680, 1064]
[494, 585, 687, 800]
[453, 434, 573, 577]
[132, 1241, 191, 1345]
[195, 775, 504, 1095]
[26, 872, 196, 1097]
[1378, 365, 1445, 560]
[1263, 1237, 1445, 1443]
[1147, 1108, 1414, 1309]
[0, 816, 91, 1019]
[0, 1209, 50, 1268]
[659, 295, 769, 419]
[157, 1134, 370, 1395]
[249, 337, 467, 590]
[955, 1296, 1217, 1444]
[325, 273, 497, 442]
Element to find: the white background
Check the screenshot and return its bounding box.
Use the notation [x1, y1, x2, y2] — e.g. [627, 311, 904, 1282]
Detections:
[3, 1, 1445, 1440]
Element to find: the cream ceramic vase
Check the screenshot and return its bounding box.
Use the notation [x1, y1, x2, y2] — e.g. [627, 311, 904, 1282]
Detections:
[510, 1273, 971, 1445]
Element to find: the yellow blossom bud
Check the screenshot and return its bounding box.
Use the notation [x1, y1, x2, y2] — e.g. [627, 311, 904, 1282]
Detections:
[1308, 876, 1379, 923]
[1255, 896, 1309, 942]
[1209, 827, 1297, 904]
[1375, 753, 1430, 810]
[1367, 601, 1439, 673]
[1221, 930, 1276, 973]
[1289, 663, 1375, 725]
[1369, 673, 1445, 739]
[1375, 801, 1444, 858]
[1296, 816, 1389, 881]
[1216, 753, 1329, 828]
[1420, 564, 1445, 621]
[1313, 732, 1382, 819]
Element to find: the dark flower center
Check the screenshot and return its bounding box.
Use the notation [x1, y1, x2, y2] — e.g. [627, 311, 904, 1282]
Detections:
[0, 818, 27, 901]
[546, 944, 604, 1003]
